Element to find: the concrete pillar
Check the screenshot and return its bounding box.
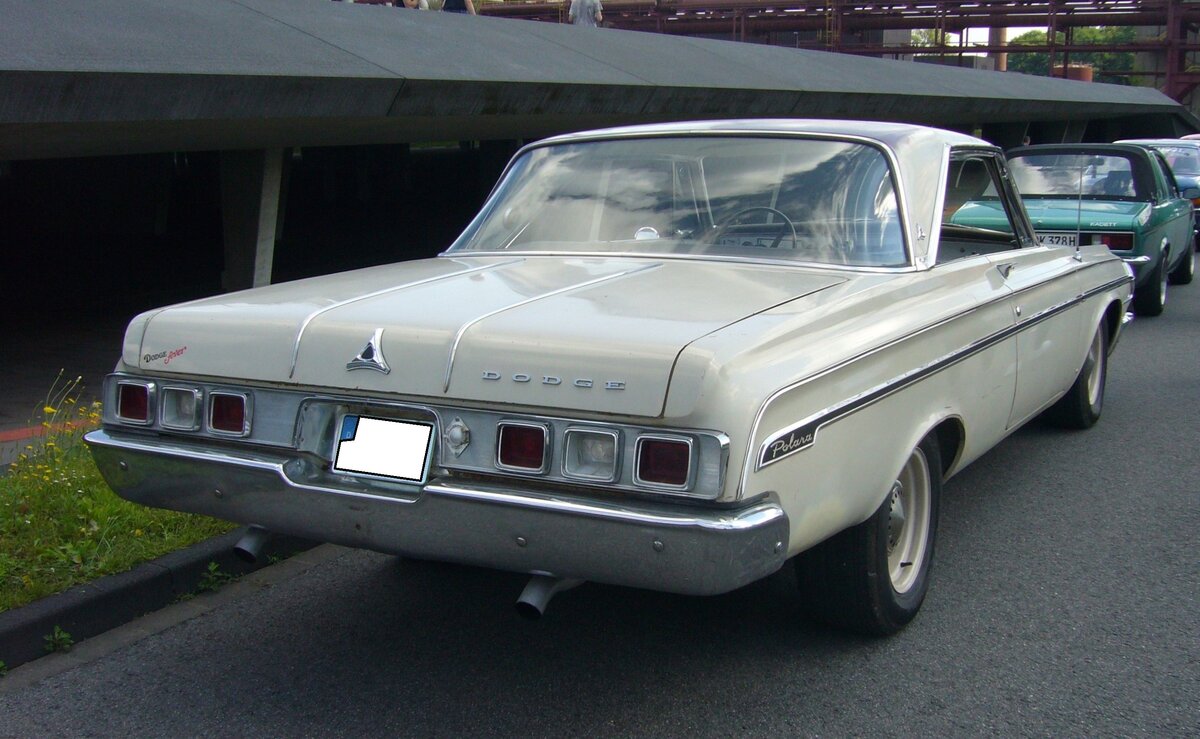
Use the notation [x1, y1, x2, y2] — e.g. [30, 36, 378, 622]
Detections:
[219, 148, 284, 291]
[988, 27, 1007, 72]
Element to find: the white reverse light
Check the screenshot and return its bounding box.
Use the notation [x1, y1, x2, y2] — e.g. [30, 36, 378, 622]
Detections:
[563, 428, 619, 482]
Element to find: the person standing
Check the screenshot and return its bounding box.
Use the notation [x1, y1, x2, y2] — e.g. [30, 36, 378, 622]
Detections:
[442, 0, 476, 14]
[568, 0, 602, 27]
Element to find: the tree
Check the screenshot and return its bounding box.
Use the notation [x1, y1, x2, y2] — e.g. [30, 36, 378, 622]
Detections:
[911, 29, 959, 47]
[1007, 27, 1136, 85]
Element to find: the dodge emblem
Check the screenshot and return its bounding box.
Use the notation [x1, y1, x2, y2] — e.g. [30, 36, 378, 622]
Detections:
[346, 328, 391, 374]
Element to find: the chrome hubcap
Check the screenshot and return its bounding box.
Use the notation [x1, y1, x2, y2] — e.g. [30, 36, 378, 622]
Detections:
[1085, 330, 1104, 409]
[887, 447, 931, 594]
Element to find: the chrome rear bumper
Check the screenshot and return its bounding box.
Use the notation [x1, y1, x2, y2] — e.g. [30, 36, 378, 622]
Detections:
[85, 429, 789, 596]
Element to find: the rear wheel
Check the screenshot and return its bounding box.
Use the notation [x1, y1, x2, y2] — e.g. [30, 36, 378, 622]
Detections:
[1169, 247, 1194, 285]
[795, 434, 941, 636]
[1044, 323, 1108, 429]
[1133, 253, 1168, 316]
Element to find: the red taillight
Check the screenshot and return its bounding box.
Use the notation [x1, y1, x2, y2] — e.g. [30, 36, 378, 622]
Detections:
[117, 383, 150, 423]
[497, 423, 547, 471]
[637, 437, 691, 488]
[209, 393, 247, 434]
[1096, 232, 1134, 250]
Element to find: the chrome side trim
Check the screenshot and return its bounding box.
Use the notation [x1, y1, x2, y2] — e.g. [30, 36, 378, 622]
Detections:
[923, 142, 953, 268]
[442, 262, 662, 392]
[289, 258, 522, 378]
[753, 273, 1133, 471]
[440, 250, 915, 275]
[1123, 255, 1152, 264]
[423, 482, 785, 532]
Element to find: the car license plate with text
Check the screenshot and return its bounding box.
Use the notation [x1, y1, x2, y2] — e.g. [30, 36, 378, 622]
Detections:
[1038, 232, 1078, 247]
[333, 416, 433, 483]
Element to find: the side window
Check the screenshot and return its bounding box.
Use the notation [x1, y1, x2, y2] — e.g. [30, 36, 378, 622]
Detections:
[938, 153, 1021, 262]
[1152, 151, 1180, 199]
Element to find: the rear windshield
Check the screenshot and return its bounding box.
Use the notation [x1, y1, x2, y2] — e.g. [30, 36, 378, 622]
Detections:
[449, 136, 909, 268]
[1008, 153, 1145, 200]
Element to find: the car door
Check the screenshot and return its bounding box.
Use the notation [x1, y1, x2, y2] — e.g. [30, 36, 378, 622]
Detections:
[1148, 150, 1193, 272]
[970, 152, 1086, 428]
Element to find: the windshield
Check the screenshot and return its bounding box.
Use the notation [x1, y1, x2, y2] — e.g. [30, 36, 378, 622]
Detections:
[1008, 153, 1146, 200]
[449, 136, 908, 268]
[1148, 144, 1200, 175]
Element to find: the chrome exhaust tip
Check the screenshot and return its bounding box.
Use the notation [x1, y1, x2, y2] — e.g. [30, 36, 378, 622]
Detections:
[515, 575, 583, 620]
[233, 525, 271, 564]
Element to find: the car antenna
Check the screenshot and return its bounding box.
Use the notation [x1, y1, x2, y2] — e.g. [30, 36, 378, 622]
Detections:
[1075, 154, 1085, 260]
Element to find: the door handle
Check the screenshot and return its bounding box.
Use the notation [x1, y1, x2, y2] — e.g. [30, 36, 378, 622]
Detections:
[996, 262, 1016, 278]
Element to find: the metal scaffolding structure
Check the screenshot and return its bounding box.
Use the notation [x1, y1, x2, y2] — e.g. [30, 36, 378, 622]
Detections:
[480, 0, 1200, 101]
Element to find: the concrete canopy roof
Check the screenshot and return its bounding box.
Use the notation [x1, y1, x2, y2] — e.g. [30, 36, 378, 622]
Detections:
[0, 0, 1195, 159]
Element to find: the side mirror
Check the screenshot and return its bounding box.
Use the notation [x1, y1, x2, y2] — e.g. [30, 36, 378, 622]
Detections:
[1181, 187, 1200, 200]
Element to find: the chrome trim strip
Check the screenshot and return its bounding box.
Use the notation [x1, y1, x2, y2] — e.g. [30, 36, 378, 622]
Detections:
[754, 273, 1133, 470]
[441, 250, 915, 275]
[289, 258, 522, 378]
[1122, 255, 1152, 264]
[923, 143, 953, 268]
[424, 482, 786, 532]
[442, 262, 662, 392]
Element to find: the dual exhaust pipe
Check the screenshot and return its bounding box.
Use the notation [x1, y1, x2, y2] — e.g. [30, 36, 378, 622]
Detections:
[235, 527, 581, 619]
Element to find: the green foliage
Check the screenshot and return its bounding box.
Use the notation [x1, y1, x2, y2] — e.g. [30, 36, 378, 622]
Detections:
[911, 28, 958, 47]
[1, 374, 236, 612]
[0, 660, 7, 677]
[42, 625, 73, 654]
[195, 561, 235, 594]
[1008, 26, 1137, 85]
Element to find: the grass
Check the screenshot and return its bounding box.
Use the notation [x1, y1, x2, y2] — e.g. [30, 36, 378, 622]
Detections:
[0, 374, 236, 613]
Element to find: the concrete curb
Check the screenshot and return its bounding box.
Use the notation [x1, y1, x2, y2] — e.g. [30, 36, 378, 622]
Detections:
[0, 528, 316, 672]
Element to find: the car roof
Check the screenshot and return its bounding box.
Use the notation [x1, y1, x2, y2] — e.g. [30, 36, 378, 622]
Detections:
[1008, 143, 1154, 158]
[538, 118, 990, 151]
[1115, 138, 1200, 147]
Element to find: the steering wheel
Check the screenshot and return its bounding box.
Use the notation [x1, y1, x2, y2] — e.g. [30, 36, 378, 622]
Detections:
[712, 206, 799, 249]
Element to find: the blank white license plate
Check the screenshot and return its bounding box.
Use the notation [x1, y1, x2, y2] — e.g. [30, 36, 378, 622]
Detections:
[1038, 232, 1078, 247]
[333, 416, 433, 483]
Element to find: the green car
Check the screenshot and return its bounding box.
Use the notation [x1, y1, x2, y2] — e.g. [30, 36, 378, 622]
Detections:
[950, 144, 1195, 315]
[1002, 144, 1195, 316]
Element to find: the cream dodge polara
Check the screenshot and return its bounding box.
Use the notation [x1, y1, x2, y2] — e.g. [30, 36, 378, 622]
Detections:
[86, 120, 1132, 634]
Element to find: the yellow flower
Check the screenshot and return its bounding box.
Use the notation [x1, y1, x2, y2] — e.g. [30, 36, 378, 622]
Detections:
[134, 529, 144, 537]
[44, 405, 57, 414]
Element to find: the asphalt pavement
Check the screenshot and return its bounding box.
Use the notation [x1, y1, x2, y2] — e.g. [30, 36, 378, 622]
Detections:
[0, 278, 1197, 735]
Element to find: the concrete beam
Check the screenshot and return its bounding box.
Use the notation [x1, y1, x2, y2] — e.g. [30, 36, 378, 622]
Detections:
[219, 148, 284, 291]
